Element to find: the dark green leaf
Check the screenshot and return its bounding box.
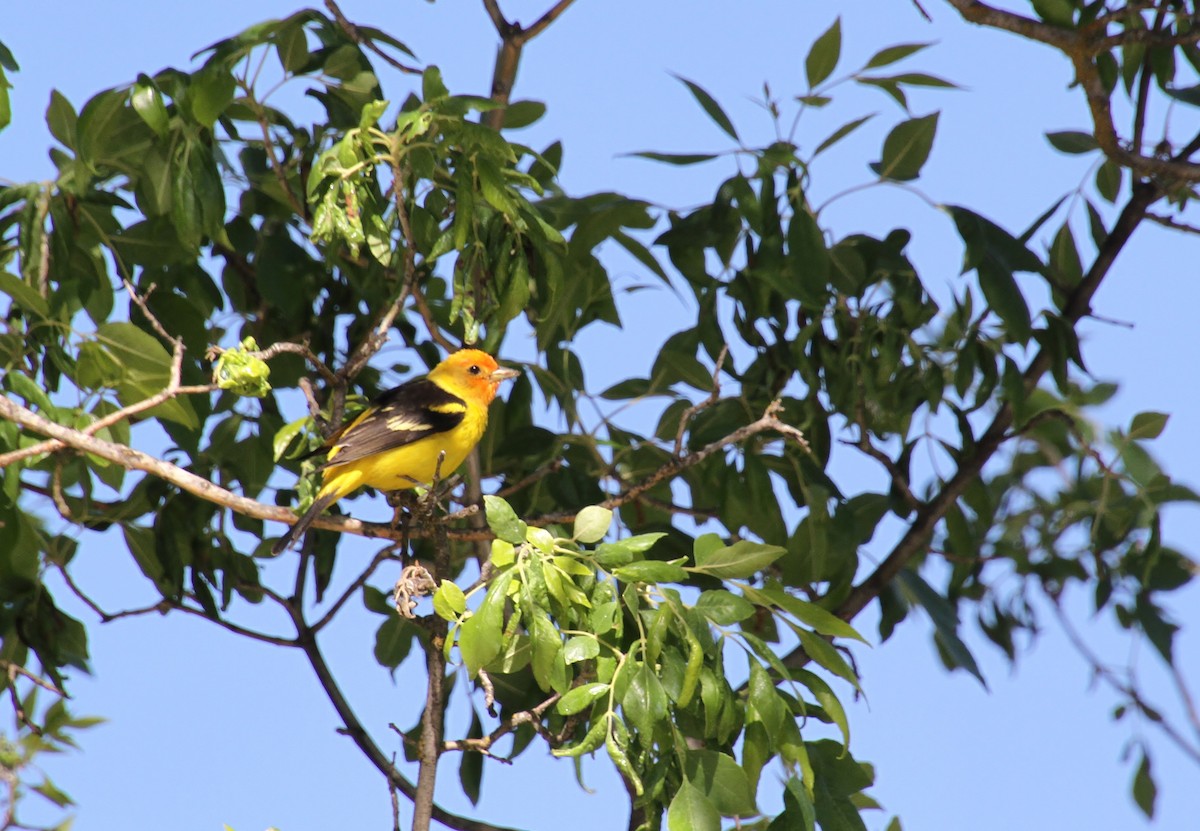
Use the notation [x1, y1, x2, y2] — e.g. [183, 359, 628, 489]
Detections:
[695, 590, 756, 625]
[806, 18, 842, 88]
[1133, 751, 1156, 818]
[629, 151, 721, 166]
[871, 112, 938, 181]
[1129, 411, 1169, 440]
[864, 43, 932, 69]
[1045, 130, 1098, 154]
[459, 570, 514, 675]
[502, 100, 547, 129]
[896, 569, 986, 685]
[813, 115, 874, 157]
[675, 75, 739, 141]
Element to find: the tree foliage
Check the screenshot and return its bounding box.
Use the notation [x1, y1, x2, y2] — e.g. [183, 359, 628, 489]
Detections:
[2, 2, 1200, 829]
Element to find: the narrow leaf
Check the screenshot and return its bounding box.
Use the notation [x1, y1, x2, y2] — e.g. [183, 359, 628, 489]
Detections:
[675, 75, 739, 141]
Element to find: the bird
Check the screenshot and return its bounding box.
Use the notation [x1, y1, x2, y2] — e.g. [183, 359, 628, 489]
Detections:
[272, 349, 519, 554]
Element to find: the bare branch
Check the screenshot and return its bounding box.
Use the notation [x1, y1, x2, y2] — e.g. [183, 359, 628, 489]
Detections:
[1147, 212, 1200, 235]
[482, 0, 578, 129]
[443, 693, 562, 755]
[1, 662, 65, 698]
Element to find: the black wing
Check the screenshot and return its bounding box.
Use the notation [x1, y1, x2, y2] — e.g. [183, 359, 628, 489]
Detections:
[321, 377, 466, 469]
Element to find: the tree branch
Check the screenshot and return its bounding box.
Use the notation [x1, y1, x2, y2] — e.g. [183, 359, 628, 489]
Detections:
[942, 0, 1200, 182]
[413, 512, 452, 831]
[481, 0, 578, 130]
[291, 613, 521, 831]
[442, 693, 562, 755]
[819, 181, 1160, 640]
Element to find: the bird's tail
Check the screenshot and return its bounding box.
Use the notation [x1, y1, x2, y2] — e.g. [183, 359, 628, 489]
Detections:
[272, 490, 339, 555]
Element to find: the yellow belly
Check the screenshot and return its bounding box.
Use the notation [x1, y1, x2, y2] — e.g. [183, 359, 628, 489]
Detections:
[317, 418, 485, 501]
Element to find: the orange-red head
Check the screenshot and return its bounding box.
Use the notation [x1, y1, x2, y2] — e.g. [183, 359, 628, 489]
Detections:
[428, 349, 520, 406]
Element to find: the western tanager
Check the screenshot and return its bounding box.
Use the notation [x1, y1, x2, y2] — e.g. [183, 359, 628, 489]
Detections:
[273, 349, 519, 554]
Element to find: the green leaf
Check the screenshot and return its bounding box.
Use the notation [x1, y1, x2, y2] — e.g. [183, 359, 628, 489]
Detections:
[274, 22, 310, 74]
[1032, 0, 1075, 26]
[1095, 159, 1122, 203]
[433, 580, 467, 621]
[622, 660, 669, 738]
[668, 781, 721, 831]
[871, 112, 938, 181]
[895, 569, 985, 686]
[864, 42, 932, 69]
[484, 495, 527, 544]
[563, 635, 599, 664]
[502, 100, 547, 129]
[0, 271, 50, 319]
[813, 114, 874, 158]
[46, 90, 78, 149]
[805, 18, 842, 88]
[683, 749, 759, 816]
[459, 570, 514, 676]
[556, 682, 609, 715]
[613, 560, 687, 584]
[693, 540, 786, 579]
[573, 505, 613, 543]
[374, 615, 415, 670]
[459, 710, 484, 805]
[32, 778, 74, 808]
[530, 610, 568, 693]
[190, 62, 235, 128]
[755, 584, 868, 643]
[795, 629, 861, 690]
[552, 716, 608, 758]
[675, 75, 739, 141]
[1045, 130, 1098, 154]
[695, 590, 756, 625]
[1129, 411, 1169, 440]
[94, 322, 198, 428]
[131, 76, 169, 139]
[1132, 751, 1157, 818]
[629, 151, 720, 166]
[796, 668, 850, 748]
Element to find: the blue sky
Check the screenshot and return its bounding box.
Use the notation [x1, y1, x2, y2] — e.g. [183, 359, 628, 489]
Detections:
[4, 2, 1199, 830]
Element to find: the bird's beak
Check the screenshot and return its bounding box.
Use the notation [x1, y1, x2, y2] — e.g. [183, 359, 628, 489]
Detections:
[489, 367, 520, 383]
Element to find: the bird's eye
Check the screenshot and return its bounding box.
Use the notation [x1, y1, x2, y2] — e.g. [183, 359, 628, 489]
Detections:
[468, 365, 481, 376]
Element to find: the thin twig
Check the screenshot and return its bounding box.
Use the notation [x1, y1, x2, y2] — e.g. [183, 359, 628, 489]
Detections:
[674, 345, 728, 457]
[208, 340, 338, 386]
[312, 547, 400, 632]
[1, 662, 65, 698]
[1053, 599, 1200, 765]
[325, 0, 422, 74]
[442, 693, 562, 755]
